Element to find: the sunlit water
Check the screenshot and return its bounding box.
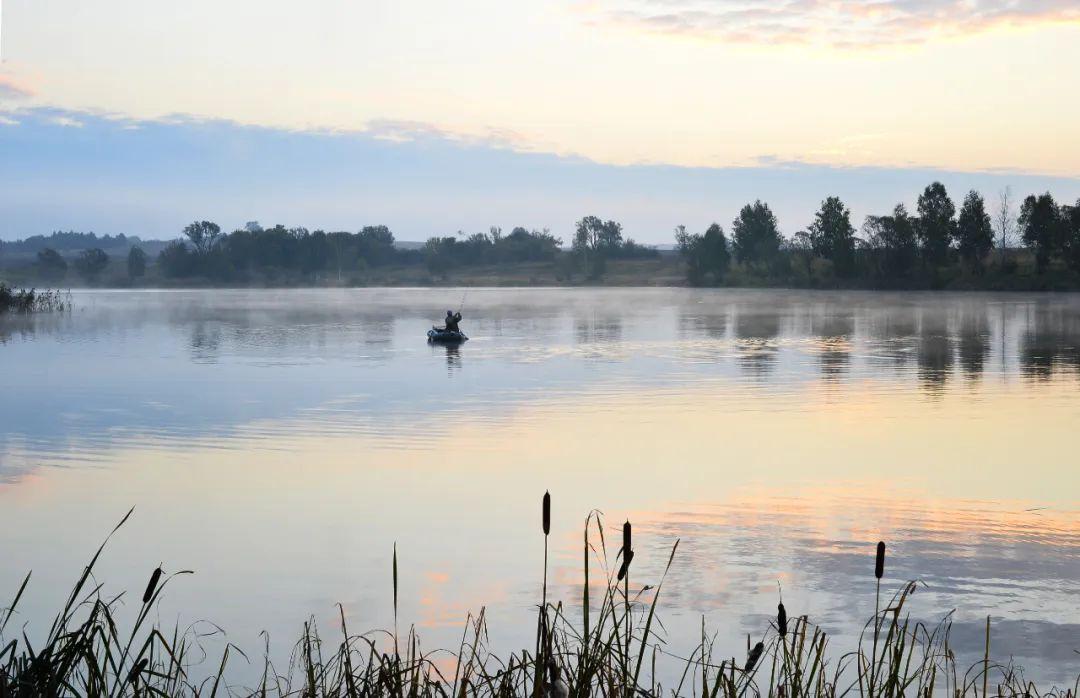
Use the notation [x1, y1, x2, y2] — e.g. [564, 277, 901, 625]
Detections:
[1, 289, 1078, 685]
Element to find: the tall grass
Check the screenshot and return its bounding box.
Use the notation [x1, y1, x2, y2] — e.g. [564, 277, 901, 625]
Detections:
[0, 283, 72, 314]
[1, 496, 1076, 697]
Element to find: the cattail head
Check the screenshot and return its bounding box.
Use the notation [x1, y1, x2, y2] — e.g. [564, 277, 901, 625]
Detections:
[542, 491, 551, 536]
[142, 567, 163, 604]
[617, 549, 634, 581]
[777, 603, 788, 637]
[622, 520, 632, 555]
[127, 658, 148, 685]
[744, 641, 765, 673]
[875, 541, 886, 580]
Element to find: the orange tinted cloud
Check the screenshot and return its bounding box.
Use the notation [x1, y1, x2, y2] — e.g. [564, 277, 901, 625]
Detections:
[586, 0, 1080, 47]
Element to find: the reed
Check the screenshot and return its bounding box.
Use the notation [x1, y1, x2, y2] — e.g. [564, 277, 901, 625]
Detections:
[0, 283, 72, 315]
[1, 503, 1076, 698]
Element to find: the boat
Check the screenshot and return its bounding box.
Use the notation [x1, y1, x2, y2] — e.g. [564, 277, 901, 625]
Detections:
[427, 327, 468, 343]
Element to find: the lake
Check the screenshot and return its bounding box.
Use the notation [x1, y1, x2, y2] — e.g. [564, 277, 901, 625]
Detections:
[1, 288, 1078, 685]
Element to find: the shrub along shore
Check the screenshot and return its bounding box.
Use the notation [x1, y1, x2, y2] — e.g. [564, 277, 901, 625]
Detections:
[2, 498, 1076, 697]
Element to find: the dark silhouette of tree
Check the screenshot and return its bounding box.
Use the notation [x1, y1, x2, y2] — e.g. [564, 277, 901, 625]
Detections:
[1019, 193, 1065, 274]
[863, 204, 918, 279]
[788, 231, 814, 279]
[157, 241, 193, 278]
[675, 223, 730, 285]
[182, 221, 222, 256]
[573, 216, 625, 279]
[808, 196, 856, 277]
[955, 190, 993, 272]
[127, 246, 147, 280]
[916, 182, 956, 268]
[35, 248, 68, 281]
[732, 200, 782, 267]
[73, 248, 109, 281]
[1062, 199, 1080, 273]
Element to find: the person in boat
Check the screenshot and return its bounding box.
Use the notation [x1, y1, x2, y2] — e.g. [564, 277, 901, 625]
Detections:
[443, 309, 462, 333]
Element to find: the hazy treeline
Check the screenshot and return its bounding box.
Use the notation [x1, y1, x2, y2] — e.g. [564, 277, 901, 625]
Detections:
[675, 183, 1080, 289]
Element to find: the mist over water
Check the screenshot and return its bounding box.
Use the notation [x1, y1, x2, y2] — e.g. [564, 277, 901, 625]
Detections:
[1, 288, 1078, 685]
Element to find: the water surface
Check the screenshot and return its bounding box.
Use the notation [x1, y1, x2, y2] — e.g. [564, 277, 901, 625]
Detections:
[1, 289, 1078, 684]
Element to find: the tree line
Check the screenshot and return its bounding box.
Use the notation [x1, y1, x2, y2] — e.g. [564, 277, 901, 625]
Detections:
[675, 183, 1080, 288]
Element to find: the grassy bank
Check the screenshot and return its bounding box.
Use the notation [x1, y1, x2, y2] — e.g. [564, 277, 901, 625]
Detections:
[2, 499, 1076, 697]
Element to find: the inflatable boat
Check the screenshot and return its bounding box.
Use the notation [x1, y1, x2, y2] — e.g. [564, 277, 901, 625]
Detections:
[427, 327, 468, 343]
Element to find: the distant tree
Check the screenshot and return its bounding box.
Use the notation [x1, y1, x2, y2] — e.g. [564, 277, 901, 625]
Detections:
[789, 231, 815, 279]
[157, 241, 193, 278]
[995, 187, 1017, 257]
[732, 200, 782, 267]
[916, 182, 956, 268]
[127, 246, 147, 279]
[955, 190, 994, 272]
[74, 248, 109, 282]
[35, 248, 68, 281]
[244, 221, 263, 233]
[863, 204, 918, 279]
[1061, 199, 1080, 273]
[1019, 193, 1065, 274]
[808, 196, 856, 276]
[675, 223, 731, 285]
[573, 216, 623, 279]
[182, 221, 222, 256]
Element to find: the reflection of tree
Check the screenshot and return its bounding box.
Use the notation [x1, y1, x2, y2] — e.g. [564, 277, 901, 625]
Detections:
[957, 307, 991, 379]
[733, 307, 780, 376]
[1020, 304, 1080, 379]
[811, 309, 854, 380]
[574, 314, 622, 344]
[917, 310, 954, 392]
[678, 309, 728, 340]
[189, 321, 222, 363]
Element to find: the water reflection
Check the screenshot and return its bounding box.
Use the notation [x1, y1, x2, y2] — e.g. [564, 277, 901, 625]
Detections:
[1, 288, 1079, 683]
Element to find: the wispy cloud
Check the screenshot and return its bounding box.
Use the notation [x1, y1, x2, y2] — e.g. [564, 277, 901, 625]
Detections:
[582, 0, 1080, 47]
[0, 74, 36, 100]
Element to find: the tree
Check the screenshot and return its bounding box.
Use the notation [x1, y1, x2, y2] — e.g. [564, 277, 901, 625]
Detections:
[573, 216, 623, 279]
[74, 248, 109, 281]
[675, 223, 730, 285]
[127, 246, 147, 279]
[1019, 193, 1065, 274]
[182, 220, 222, 256]
[157, 241, 193, 278]
[808, 196, 856, 276]
[916, 182, 956, 268]
[789, 231, 815, 279]
[955, 190, 993, 272]
[732, 200, 782, 267]
[35, 248, 68, 281]
[1062, 199, 1080, 273]
[863, 204, 918, 279]
[995, 186, 1017, 259]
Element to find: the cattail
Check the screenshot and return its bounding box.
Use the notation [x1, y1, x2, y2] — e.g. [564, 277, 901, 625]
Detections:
[875, 541, 886, 580]
[142, 567, 163, 604]
[127, 658, 148, 685]
[617, 549, 634, 581]
[744, 641, 765, 673]
[777, 603, 788, 638]
[542, 491, 551, 536]
[622, 520, 632, 556]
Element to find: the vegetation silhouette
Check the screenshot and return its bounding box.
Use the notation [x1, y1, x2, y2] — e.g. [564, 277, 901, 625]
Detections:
[2, 497, 1076, 697]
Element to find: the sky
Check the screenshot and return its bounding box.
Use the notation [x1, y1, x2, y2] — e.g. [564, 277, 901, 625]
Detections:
[2, 0, 1080, 243]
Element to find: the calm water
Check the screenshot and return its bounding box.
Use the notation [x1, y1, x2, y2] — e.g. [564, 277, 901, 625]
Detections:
[1, 288, 1078, 684]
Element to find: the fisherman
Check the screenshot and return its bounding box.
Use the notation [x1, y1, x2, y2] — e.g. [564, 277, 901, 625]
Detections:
[444, 309, 462, 333]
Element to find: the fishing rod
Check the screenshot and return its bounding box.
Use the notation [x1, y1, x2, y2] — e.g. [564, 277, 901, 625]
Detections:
[457, 291, 467, 316]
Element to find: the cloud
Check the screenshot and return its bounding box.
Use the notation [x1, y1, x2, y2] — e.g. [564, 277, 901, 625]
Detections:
[583, 0, 1080, 47]
[0, 74, 35, 100]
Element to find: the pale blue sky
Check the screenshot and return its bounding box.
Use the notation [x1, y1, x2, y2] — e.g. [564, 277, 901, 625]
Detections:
[2, 108, 1078, 243]
[2, 0, 1079, 242]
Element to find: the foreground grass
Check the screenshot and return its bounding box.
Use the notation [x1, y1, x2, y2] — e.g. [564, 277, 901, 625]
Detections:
[1, 502, 1076, 697]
